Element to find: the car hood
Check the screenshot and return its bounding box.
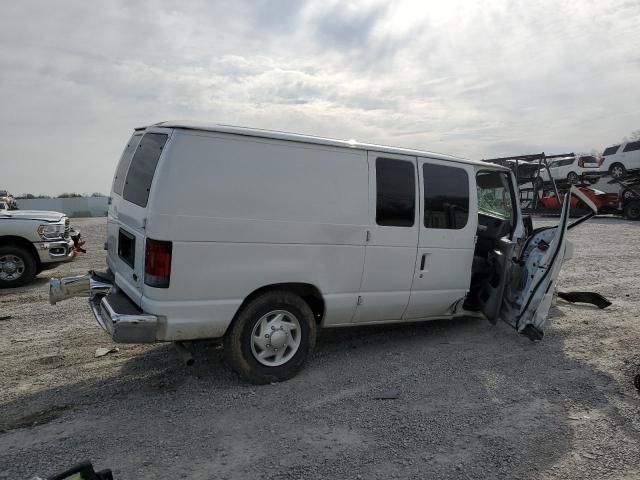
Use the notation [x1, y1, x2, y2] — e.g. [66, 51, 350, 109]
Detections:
[0, 210, 66, 222]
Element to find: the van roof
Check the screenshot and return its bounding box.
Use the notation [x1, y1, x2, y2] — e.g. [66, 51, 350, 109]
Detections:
[144, 121, 504, 170]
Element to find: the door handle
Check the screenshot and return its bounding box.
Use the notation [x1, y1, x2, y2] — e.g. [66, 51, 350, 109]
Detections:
[420, 254, 427, 270]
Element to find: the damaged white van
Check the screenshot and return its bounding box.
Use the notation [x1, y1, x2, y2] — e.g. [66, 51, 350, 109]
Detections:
[50, 122, 596, 383]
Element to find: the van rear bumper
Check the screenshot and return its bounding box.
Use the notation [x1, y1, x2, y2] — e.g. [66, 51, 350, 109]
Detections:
[90, 292, 158, 343]
[50, 270, 158, 343]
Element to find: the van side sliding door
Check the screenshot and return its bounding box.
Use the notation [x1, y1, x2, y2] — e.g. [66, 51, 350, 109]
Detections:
[352, 152, 419, 323]
[403, 159, 477, 319]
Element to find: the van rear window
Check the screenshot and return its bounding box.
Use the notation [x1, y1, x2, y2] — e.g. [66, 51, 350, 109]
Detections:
[123, 133, 168, 207]
[113, 133, 142, 195]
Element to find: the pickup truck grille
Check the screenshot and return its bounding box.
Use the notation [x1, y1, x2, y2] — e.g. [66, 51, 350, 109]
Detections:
[64, 218, 70, 238]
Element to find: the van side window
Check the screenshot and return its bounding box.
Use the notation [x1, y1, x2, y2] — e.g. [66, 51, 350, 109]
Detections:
[623, 141, 640, 153]
[375, 158, 415, 227]
[113, 133, 143, 195]
[423, 163, 469, 229]
[123, 133, 168, 207]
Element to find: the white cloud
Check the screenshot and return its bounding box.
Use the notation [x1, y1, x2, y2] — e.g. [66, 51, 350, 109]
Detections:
[0, 0, 639, 195]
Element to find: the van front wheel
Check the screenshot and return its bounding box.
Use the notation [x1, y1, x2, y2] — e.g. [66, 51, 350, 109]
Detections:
[224, 291, 317, 384]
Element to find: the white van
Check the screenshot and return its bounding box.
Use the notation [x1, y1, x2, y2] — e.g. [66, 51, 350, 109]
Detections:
[599, 141, 640, 178]
[49, 122, 596, 383]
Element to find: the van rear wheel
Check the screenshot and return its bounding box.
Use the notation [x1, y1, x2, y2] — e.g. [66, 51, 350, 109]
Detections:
[224, 291, 316, 384]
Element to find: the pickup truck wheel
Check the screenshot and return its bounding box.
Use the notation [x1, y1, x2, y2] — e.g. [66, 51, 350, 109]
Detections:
[224, 291, 316, 384]
[610, 163, 626, 179]
[0, 245, 37, 288]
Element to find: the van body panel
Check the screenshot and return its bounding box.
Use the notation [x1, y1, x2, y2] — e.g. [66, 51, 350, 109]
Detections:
[404, 158, 477, 319]
[148, 130, 367, 224]
[141, 130, 368, 331]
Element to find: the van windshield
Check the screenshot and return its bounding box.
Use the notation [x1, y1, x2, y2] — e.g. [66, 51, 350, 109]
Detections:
[476, 171, 514, 220]
[122, 133, 168, 207]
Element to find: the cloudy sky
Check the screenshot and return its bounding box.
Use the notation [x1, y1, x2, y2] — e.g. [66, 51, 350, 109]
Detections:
[1, 0, 639, 196]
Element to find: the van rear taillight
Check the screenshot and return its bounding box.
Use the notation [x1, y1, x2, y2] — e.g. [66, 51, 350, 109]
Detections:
[145, 239, 172, 288]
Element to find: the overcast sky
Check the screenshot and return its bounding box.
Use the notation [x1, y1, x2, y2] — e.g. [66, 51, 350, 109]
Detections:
[1, 0, 639, 196]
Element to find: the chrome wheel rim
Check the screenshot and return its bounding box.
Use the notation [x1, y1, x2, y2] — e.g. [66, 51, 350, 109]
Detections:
[612, 166, 624, 178]
[0, 254, 25, 281]
[250, 310, 302, 367]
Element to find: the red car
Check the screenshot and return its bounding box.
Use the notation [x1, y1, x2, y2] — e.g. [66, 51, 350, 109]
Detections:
[540, 186, 619, 211]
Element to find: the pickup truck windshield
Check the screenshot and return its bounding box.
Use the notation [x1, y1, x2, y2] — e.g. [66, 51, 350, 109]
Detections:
[122, 133, 168, 207]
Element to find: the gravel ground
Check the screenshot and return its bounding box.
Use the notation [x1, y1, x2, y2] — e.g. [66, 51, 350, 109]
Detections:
[1, 216, 639, 479]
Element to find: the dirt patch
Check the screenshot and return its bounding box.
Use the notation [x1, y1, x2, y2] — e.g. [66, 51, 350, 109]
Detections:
[0, 405, 71, 433]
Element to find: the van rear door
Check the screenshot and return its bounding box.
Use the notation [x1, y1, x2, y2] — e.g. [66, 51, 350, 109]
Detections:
[109, 128, 171, 304]
[500, 187, 597, 339]
[107, 131, 142, 271]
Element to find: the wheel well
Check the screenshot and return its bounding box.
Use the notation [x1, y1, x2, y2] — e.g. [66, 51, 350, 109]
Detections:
[0, 236, 41, 271]
[236, 283, 326, 326]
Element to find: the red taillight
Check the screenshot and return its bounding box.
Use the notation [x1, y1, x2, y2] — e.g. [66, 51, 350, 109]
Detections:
[145, 239, 172, 288]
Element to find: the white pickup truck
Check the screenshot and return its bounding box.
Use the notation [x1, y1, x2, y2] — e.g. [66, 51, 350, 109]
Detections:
[0, 210, 81, 287]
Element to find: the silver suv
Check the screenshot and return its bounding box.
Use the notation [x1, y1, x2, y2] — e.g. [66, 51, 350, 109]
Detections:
[0, 210, 81, 287]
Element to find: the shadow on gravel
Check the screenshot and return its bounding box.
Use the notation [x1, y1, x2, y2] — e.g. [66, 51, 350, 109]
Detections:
[1, 315, 639, 479]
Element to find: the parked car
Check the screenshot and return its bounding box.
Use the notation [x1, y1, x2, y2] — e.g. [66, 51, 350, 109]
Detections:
[599, 141, 640, 179]
[0, 201, 8, 211]
[0, 210, 81, 287]
[49, 122, 597, 383]
[540, 186, 618, 212]
[537, 155, 600, 186]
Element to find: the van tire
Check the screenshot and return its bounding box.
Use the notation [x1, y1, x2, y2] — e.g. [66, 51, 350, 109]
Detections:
[0, 245, 37, 288]
[224, 291, 317, 384]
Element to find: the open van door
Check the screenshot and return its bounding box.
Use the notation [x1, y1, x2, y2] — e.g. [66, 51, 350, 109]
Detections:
[500, 187, 598, 340]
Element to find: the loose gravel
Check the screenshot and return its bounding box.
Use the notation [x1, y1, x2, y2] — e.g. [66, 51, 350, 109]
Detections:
[1, 216, 639, 479]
